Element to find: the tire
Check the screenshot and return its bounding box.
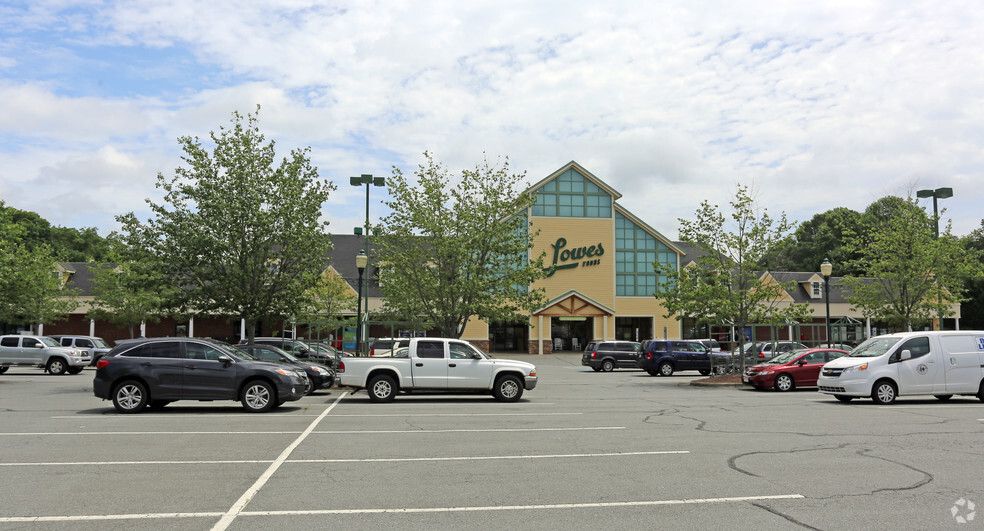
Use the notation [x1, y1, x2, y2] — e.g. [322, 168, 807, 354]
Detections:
[592, 367, 602, 372]
[658, 361, 674, 377]
[933, 394, 952, 402]
[324, 371, 335, 389]
[601, 359, 615, 372]
[305, 378, 316, 396]
[871, 380, 897, 405]
[774, 374, 795, 392]
[0, 367, 8, 374]
[112, 380, 148, 413]
[834, 395, 854, 402]
[67, 367, 84, 375]
[493, 374, 524, 402]
[367, 374, 397, 402]
[147, 400, 171, 409]
[241, 380, 277, 412]
[646, 369, 658, 376]
[698, 369, 710, 376]
[713, 366, 727, 375]
[46, 358, 67, 375]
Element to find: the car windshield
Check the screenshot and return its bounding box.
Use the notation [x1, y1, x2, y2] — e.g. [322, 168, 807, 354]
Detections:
[39, 337, 61, 347]
[846, 336, 901, 358]
[92, 338, 111, 348]
[235, 348, 257, 360]
[768, 351, 801, 364]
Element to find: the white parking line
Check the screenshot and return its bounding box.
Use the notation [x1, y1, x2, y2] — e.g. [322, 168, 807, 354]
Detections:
[0, 494, 804, 523]
[52, 412, 578, 419]
[0, 450, 687, 467]
[0, 426, 623, 437]
[212, 392, 347, 531]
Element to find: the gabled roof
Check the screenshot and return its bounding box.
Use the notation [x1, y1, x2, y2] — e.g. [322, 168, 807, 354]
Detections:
[534, 289, 615, 316]
[524, 161, 622, 200]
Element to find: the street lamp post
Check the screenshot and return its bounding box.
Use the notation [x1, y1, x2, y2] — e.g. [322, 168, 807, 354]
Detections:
[916, 187, 953, 331]
[821, 258, 832, 348]
[350, 174, 385, 356]
[355, 250, 367, 357]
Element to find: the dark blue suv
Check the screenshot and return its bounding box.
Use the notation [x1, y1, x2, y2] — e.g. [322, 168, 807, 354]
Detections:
[637, 340, 713, 376]
[94, 338, 307, 413]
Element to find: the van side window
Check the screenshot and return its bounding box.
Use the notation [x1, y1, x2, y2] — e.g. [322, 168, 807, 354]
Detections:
[890, 337, 931, 363]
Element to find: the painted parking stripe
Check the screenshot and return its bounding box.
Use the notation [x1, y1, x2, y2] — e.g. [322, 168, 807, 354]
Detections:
[0, 450, 686, 467]
[51, 412, 578, 419]
[0, 426, 624, 437]
[0, 494, 804, 523]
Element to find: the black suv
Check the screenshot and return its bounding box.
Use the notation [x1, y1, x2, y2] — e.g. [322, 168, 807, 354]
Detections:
[94, 338, 307, 413]
[637, 340, 713, 376]
[236, 343, 335, 395]
[581, 340, 641, 371]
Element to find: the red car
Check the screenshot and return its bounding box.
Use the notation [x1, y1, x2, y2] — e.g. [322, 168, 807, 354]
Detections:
[742, 348, 848, 391]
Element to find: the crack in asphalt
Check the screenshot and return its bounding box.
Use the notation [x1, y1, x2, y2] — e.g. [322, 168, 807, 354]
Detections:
[751, 502, 824, 530]
[727, 443, 852, 477]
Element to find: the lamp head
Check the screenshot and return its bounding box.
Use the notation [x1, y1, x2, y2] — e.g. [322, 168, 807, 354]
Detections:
[935, 187, 953, 199]
[916, 189, 934, 198]
[820, 258, 832, 277]
[356, 249, 368, 270]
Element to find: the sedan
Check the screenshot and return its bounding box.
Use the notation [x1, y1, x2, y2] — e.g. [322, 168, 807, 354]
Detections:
[742, 348, 848, 391]
[236, 344, 335, 395]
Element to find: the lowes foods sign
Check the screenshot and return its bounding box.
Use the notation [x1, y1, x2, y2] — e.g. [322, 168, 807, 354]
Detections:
[544, 237, 604, 277]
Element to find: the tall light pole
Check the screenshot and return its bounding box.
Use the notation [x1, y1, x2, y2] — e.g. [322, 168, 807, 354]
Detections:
[355, 249, 367, 357]
[350, 174, 386, 355]
[821, 258, 832, 348]
[916, 187, 953, 331]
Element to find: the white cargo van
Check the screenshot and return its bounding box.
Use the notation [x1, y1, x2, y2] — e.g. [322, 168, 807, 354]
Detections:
[817, 331, 984, 404]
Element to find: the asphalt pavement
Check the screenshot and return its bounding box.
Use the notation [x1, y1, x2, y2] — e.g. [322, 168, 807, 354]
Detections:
[0, 354, 981, 530]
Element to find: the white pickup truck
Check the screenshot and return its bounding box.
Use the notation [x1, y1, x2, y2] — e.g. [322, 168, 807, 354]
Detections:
[338, 337, 538, 402]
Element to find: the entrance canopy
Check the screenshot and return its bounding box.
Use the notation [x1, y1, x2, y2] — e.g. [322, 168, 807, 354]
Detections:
[534, 290, 614, 318]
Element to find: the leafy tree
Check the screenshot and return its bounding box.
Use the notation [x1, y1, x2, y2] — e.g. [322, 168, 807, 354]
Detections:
[298, 270, 357, 339]
[0, 200, 78, 329]
[86, 235, 176, 338]
[842, 197, 980, 330]
[0, 203, 109, 261]
[653, 184, 812, 370]
[118, 107, 335, 343]
[373, 152, 547, 338]
[959, 220, 984, 329]
[763, 207, 865, 276]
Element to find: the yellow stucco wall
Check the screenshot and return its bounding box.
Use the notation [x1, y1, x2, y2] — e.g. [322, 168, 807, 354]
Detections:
[530, 216, 615, 307]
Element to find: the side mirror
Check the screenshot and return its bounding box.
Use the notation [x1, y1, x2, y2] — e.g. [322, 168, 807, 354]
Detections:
[472, 353, 483, 360]
[217, 355, 232, 365]
[900, 350, 911, 361]
[797, 360, 807, 366]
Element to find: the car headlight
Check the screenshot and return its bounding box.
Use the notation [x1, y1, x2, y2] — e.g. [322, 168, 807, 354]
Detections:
[315, 367, 329, 375]
[842, 363, 868, 373]
[762, 370, 774, 375]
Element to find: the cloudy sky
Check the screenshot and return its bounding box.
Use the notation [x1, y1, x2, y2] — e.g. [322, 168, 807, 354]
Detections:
[2, 1, 982, 247]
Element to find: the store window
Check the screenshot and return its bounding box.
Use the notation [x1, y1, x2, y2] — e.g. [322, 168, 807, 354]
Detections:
[531, 169, 612, 218]
[615, 213, 676, 296]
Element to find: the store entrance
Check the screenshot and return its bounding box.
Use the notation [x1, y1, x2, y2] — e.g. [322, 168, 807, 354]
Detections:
[490, 323, 528, 353]
[551, 317, 593, 352]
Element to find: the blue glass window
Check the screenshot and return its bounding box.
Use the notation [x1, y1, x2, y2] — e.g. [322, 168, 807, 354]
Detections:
[532, 169, 611, 218]
[615, 213, 676, 296]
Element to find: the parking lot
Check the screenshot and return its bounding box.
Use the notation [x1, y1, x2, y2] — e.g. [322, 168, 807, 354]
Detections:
[1, 354, 982, 530]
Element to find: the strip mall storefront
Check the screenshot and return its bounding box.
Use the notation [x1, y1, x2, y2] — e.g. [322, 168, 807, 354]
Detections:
[460, 161, 683, 354]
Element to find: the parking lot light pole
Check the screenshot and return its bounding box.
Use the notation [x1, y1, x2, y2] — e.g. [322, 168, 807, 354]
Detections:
[916, 187, 953, 330]
[350, 174, 385, 356]
[821, 258, 832, 348]
[355, 249, 367, 357]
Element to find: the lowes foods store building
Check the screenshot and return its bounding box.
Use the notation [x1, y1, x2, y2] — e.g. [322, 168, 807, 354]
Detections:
[459, 161, 683, 354]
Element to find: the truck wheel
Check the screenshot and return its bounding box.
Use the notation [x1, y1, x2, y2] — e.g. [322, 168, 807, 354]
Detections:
[871, 380, 897, 405]
[46, 358, 67, 375]
[493, 374, 524, 402]
[368, 374, 397, 402]
[241, 380, 276, 412]
[113, 380, 148, 413]
[658, 361, 674, 377]
[67, 367, 84, 375]
[774, 374, 795, 392]
[601, 359, 615, 372]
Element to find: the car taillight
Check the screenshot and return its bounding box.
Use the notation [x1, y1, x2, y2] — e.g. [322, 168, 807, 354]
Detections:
[646, 352, 652, 360]
[759, 352, 765, 358]
[96, 359, 111, 369]
[338, 361, 345, 373]
[591, 352, 597, 359]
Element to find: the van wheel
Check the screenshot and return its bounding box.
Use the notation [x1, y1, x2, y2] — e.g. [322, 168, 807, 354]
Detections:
[46, 358, 67, 375]
[774, 374, 795, 392]
[658, 361, 674, 377]
[493, 374, 523, 402]
[601, 359, 615, 372]
[834, 395, 854, 402]
[368, 374, 397, 402]
[933, 394, 952, 402]
[871, 380, 897, 405]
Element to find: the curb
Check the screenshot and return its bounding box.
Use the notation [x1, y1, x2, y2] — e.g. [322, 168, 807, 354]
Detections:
[688, 380, 746, 388]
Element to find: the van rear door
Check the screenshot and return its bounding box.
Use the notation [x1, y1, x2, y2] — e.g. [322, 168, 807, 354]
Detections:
[940, 334, 984, 393]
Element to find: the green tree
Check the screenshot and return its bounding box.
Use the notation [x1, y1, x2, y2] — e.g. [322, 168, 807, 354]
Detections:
[86, 234, 176, 338]
[763, 207, 865, 275]
[0, 203, 109, 261]
[653, 184, 812, 370]
[299, 270, 357, 339]
[118, 107, 335, 343]
[0, 201, 78, 329]
[959, 220, 984, 329]
[842, 197, 981, 330]
[373, 152, 546, 338]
